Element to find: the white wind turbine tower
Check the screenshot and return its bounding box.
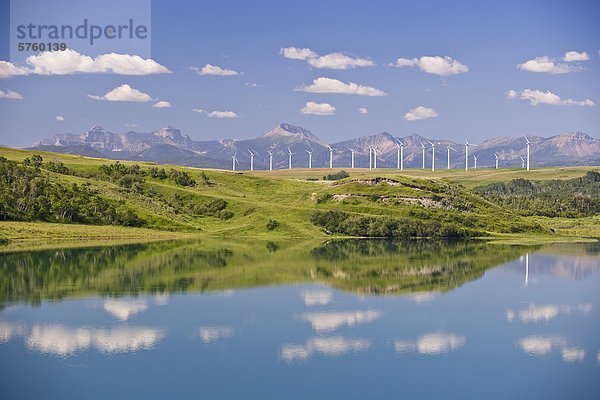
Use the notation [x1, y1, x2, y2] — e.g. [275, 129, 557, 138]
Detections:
[523, 135, 530, 171]
[395, 140, 404, 170]
[520, 156, 525, 169]
[446, 145, 457, 169]
[368, 146, 373, 171]
[287, 147, 294, 170]
[372, 146, 378, 169]
[420, 141, 426, 169]
[427, 140, 436, 171]
[464, 140, 470, 171]
[348, 148, 355, 169]
[473, 155, 478, 170]
[494, 153, 499, 169]
[267, 150, 274, 171]
[305, 149, 313, 169]
[248, 149, 254, 171]
[231, 153, 239, 171]
[327, 145, 333, 169]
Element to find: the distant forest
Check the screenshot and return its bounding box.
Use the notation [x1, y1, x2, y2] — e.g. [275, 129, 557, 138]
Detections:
[476, 171, 600, 218]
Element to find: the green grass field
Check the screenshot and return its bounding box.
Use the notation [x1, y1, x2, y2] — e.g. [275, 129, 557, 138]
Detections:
[1, 146, 598, 250]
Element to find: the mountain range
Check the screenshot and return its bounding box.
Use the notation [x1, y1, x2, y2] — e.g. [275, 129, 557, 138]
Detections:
[31, 123, 600, 170]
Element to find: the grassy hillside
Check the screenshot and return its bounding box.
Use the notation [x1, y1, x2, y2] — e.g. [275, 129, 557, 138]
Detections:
[0, 146, 598, 247]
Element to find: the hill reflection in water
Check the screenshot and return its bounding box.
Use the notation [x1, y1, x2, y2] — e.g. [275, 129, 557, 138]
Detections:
[0, 239, 537, 305]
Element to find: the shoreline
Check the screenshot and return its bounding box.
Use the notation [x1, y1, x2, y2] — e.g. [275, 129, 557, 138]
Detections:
[1, 221, 596, 253]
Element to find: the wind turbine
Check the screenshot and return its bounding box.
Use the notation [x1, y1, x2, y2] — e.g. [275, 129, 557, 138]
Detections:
[427, 140, 436, 171]
[465, 140, 470, 171]
[420, 141, 426, 169]
[494, 153, 499, 170]
[305, 149, 313, 169]
[231, 153, 238, 171]
[395, 140, 404, 171]
[348, 148, 355, 169]
[287, 147, 294, 170]
[368, 146, 373, 171]
[520, 156, 525, 169]
[372, 146, 378, 169]
[523, 135, 530, 171]
[446, 145, 457, 169]
[248, 149, 254, 171]
[327, 145, 333, 169]
[267, 150, 274, 171]
[473, 155, 478, 170]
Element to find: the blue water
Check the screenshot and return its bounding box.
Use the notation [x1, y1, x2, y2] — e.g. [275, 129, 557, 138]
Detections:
[1, 243, 599, 399]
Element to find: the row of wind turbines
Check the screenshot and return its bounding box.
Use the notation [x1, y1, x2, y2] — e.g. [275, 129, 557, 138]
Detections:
[231, 136, 533, 172]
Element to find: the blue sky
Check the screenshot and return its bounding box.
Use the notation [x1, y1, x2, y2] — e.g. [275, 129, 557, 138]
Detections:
[0, 0, 599, 147]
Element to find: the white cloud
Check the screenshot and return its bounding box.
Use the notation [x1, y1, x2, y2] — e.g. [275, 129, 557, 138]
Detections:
[55, 115, 64, 121]
[280, 47, 319, 60]
[88, 84, 154, 102]
[302, 310, 382, 333]
[0, 61, 30, 79]
[300, 101, 336, 116]
[245, 82, 262, 88]
[281, 336, 370, 362]
[190, 64, 239, 76]
[26, 325, 164, 356]
[308, 53, 375, 70]
[302, 290, 333, 306]
[125, 123, 138, 128]
[563, 51, 590, 62]
[507, 88, 595, 106]
[152, 100, 171, 108]
[395, 56, 469, 76]
[2, 51, 170, 78]
[193, 109, 239, 119]
[404, 106, 438, 121]
[26, 49, 170, 75]
[358, 107, 369, 114]
[281, 47, 374, 69]
[198, 326, 234, 344]
[517, 56, 580, 74]
[0, 89, 24, 99]
[103, 299, 148, 320]
[296, 77, 387, 96]
[395, 332, 466, 355]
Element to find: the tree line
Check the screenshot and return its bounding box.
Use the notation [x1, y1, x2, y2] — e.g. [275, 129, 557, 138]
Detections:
[0, 156, 143, 226]
[476, 171, 600, 218]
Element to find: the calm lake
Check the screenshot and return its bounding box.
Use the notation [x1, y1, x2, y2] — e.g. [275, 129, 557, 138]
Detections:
[1, 239, 599, 399]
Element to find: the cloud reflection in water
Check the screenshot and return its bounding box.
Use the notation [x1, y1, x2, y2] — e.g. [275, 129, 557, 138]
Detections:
[506, 303, 591, 324]
[518, 335, 586, 363]
[301, 290, 333, 306]
[26, 325, 165, 356]
[103, 299, 148, 321]
[198, 326, 234, 344]
[395, 332, 466, 355]
[302, 310, 382, 332]
[281, 336, 370, 362]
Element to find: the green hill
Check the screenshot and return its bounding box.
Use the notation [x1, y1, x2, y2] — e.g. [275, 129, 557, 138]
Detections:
[0, 146, 598, 248]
